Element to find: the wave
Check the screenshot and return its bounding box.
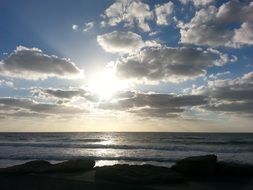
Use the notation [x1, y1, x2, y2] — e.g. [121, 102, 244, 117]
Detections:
[0, 142, 251, 153]
[0, 155, 179, 163]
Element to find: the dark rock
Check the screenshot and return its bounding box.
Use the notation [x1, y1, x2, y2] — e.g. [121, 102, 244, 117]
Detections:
[217, 161, 253, 177]
[45, 159, 95, 173]
[95, 164, 184, 185]
[0, 159, 95, 174]
[0, 160, 52, 174]
[171, 155, 218, 176]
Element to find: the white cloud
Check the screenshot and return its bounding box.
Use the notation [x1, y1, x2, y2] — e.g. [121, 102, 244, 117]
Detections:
[154, 1, 174, 25]
[0, 46, 83, 80]
[97, 31, 160, 54]
[178, 1, 253, 48]
[103, 0, 153, 32]
[83, 22, 94, 32]
[179, 0, 215, 7]
[72, 24, 79, 31]
[233, 22, 253, 46]
[0, 80, 13, 87]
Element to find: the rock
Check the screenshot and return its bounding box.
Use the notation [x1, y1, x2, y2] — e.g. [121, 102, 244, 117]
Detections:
[171, 155, 218, 176]
[0, 159, 95, 174]
[217, 161, 253, 177]
[0, 160, 52, 174]
[45, 159, 95, 173]
[95, 164, 184, 185]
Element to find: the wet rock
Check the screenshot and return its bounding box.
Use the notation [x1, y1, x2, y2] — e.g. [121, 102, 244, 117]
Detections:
[95, 164, 184, 185]
[171, 155, 218, 176]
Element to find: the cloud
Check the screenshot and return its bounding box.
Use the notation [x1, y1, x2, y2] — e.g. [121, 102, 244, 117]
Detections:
[97, 31, 160, 54]
[113, 46, 235, 83]
[33, 88, 99, 102]
[233, 22, 253, 46]
[178, 1, 253, 47]
[154, 1, 174, 26]
[193, 71, 253, 115]
[83, 22, 94, 32]
[0, 46, 83, 80]
[103, 0, 153, 32]
[179, 0, 215, 7]
[0, 97, 86, 118]
[98, 91, 207, 118]
[0, 80, 13, 87]
[72, 24, 79, 31]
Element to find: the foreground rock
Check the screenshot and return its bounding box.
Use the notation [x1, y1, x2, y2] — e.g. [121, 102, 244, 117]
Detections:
[95, 164, 184, 185]
[171, 155, 218, 176]
[46, 159, 95, 173]
[0, 159, 95, 174]
[0, 155, 252, 190]
[217, 161, 253, 177]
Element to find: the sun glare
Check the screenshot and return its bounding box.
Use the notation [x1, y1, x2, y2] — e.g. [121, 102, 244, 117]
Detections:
[88, 69, 127, 99]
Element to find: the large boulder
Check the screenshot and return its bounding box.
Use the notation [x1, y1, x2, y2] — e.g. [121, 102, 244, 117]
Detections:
[44, 159, 95, 173]
[95, 164, 184, 185]
[171, 155, 218, 176]
[0, 160, 52, 174]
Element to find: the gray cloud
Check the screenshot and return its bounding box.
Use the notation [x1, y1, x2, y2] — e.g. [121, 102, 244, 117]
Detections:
[33, 88, 99, 102]
[0, 97, 86, 118]
[114, 46, 235, 83]
[97, 31, 160, 54]
[0, 46, 83, 80]
[194, 72, 253, 114]
[178, 1, 253, 47]
[99, 91, 207, 118]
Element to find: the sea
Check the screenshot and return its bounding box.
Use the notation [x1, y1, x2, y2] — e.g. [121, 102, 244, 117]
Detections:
[0, 132, 252, 168]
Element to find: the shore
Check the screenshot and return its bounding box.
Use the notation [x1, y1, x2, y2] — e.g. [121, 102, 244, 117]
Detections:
[0, 155, 252, 190]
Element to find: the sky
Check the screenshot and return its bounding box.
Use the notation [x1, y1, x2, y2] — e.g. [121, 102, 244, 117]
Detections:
[0, 0, 253, 132]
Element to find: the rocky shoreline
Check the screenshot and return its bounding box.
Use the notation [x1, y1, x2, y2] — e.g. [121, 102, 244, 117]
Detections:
[0, 155, 252, 190]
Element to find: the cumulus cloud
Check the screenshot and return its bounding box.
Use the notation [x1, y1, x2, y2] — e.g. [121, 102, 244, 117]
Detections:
[113, 46, 235, 83]
[97, 31, 160, 54]
[194, 72, 253, 115]
[99, 91, 207, 118]
[0, 46, 83, 80]
[103, 0, 153, 32]
[83, 22, 94, 32]
[179, 0, 215, 7]
[154, 1, 174, 26]
[178, 1, 253, 47]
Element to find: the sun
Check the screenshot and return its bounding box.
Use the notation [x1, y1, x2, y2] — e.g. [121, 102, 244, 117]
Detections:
[88, 69, 127, 99]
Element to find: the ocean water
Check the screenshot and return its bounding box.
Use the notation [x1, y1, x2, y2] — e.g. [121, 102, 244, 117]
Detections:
[0, 132, 252, 168]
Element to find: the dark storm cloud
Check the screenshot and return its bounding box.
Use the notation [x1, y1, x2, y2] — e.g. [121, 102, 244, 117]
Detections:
[0, 46, 83, 80]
